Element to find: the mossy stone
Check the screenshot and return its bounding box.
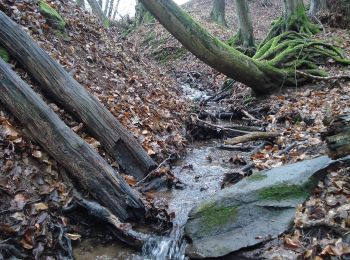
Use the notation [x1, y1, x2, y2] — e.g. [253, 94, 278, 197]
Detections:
[196, 202, 239, 233]
[0, 48, 9, 63]
[39, 1, 66, 31]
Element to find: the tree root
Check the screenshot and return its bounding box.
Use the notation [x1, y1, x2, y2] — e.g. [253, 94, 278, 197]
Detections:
[253, 31, 350, 84]
[259, 9, 321, 48]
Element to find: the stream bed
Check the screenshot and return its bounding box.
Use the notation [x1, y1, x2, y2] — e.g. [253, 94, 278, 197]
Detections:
[73, 139, 249, 259]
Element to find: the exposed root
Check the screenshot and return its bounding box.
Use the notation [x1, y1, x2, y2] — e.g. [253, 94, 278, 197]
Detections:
[253, 31, 350, 84]
[259, 5, 321, 47]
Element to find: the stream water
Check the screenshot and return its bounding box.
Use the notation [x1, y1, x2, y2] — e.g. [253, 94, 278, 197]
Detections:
[73, 139, 249, 259]
[73, 84, 243, 259]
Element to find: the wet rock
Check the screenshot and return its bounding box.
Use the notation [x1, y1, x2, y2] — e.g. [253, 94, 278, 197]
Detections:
[184, 156, 337, 258]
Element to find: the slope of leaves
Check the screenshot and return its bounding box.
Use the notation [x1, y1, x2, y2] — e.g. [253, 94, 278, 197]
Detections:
[0, 0, 187, 161]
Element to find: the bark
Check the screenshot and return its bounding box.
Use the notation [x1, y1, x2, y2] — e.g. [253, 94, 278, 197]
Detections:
[76, 0, 85, 9]
[284, 0, 304, 18]
[224, 132, 279, 145]
[104, 0, 110, 15]
[210, 0, 227, 26]
[309, 0, 328, 17]
[324, 114, 350, 159]
[0, 11, 157, 180]
[107, 0, 115, 18]
[139, 0, 296, 94]
[0, 59, 145, 222]
[86, 0, 109, 27]
[135, 1, 154, 26]
[233, 0, 255, 49]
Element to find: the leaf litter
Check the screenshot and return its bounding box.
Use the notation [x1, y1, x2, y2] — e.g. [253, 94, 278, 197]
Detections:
[0, 0, 350, 258]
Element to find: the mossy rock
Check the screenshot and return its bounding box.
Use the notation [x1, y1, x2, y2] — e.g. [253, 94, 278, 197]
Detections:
[185, 156, 338, 258]
[39, 0, 65, 31]
[0, 47, 9, 63]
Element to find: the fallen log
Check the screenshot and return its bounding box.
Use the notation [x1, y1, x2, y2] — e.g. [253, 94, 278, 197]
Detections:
[0, 59, 144, 222]
[323, 114, 350, 159]
[224, 132, 279, 145]
[0, 11, 157, 180]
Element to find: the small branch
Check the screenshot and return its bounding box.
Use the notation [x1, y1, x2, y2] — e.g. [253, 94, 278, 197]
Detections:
[216, 144, 254, 152]
[225, 132, 280, 145]
[190, 113, 252, 135]
[278, 141, 297, 156]
[135, 153, 176, 187]
[301, 220, 350, 236]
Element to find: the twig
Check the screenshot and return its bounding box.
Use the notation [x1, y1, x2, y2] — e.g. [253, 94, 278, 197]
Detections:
[216, 144, 254, 152]
[225, 132, 280, 145]
[135, 153, 175, 187]
[301, 220, 350, 236]
[278, 141, 297, 156]
[190, 113, 252, 135]
[241, 109, 260, 122]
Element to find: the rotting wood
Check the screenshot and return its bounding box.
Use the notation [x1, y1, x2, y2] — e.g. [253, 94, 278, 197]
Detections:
[0, 11, 157, 180]
[225, 132, 279, 145]
[0, 59, 145, 222]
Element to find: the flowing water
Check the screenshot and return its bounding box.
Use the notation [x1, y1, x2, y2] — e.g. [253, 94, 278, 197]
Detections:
[73, 140, 248, 259]
[73, 84, 245, 259]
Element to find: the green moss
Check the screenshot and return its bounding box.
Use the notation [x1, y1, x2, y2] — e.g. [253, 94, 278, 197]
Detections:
[39, 0, 65, 31]
[143, 11, 156, 24]
[103, 19, 110, 28]
[196, 202, 239, 232]
[258, 178, 317, 201]
[0, 47, 9, 63]
[247, 173, 267, 181]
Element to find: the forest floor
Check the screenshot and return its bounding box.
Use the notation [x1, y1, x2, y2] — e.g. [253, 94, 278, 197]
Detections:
[0, 0, 349, 259]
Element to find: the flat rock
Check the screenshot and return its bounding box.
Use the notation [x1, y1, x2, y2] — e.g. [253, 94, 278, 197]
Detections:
[184, 156, 336, 258]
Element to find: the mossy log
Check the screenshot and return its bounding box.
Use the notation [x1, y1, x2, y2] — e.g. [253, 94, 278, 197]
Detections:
[0, 11, 157, 180]
[0, 59, 145, 222]
[324, 114, 350, 159]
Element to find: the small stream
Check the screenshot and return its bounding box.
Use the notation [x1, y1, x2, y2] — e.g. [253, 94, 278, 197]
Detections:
[74, 82, 242, 259]
[74, 140, 249, 259]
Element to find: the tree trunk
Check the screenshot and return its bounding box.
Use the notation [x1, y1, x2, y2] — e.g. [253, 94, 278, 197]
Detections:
[233, 0, 255, 49]
[0, 59, 145, 222]
[86, 0, 109, 27]
[309, 0, 328, 17]
[138, 0, 294, 94]
[0, 11, 157, 180]
[284, 0, 304, 18]
[210, 0, 227, 26]
[107, 0, 115, 18]
[324, 114, 350, 159]
[76, 0, 85, 9]
[98, 0, 102, 8]
[104, 0, 110, 16]
[134, 1, 154, 26]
